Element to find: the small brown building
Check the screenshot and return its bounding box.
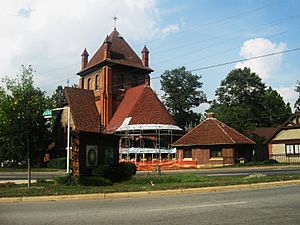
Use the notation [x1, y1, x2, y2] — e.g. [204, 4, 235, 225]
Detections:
[173, 113, 255, 167]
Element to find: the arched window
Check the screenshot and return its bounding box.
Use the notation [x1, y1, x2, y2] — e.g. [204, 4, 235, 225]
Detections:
[87, 78, 91, 90]
[95, 75, 99, 90]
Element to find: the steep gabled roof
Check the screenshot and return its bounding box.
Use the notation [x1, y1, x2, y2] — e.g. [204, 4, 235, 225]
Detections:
[250, 127, 278, 139]
[173, 115, 255, 146]
[80, 30, 152, 73]
[106, 84, 178, 133]
[264, 112, 300, 144]
[64, 87, 100, 133]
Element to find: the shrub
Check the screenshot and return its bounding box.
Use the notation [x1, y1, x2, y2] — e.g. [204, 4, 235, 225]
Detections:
[119, 162, 137, 179]
[92, 162, 137, 182]
[77, 176, 112, 186]
[92, 165, 111, 178]
[53, 174, 74, 185]
[47, 157, 66, 169]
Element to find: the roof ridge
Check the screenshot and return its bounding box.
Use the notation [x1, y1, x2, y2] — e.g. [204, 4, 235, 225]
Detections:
[213, 119, 236, 144]
[216, 119, 254, 143]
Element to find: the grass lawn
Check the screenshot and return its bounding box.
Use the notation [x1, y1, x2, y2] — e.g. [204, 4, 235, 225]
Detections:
[1, 173, 300, 198]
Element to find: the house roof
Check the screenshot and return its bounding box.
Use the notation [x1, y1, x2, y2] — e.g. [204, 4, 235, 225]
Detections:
[173, 114, 255, 146]
[79, 29, 152, 74]
[264, 112, 300, 144]
[250, 127, 277, 139]
[64, 87, 100, 133]
[106, 84, 179, 133]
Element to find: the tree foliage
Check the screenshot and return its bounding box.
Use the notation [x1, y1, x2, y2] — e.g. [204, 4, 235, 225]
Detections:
[50, 85, 64, 108]
[209, 68, 291, 132]
[160, 66, 206, 128]
[295, 80, 300, 111]
[0, 65, 50, 185]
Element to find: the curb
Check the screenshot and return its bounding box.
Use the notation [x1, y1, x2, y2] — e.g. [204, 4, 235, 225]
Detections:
[1, 179, 300, 203]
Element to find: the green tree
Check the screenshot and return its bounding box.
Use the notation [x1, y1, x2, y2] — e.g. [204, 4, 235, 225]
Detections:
[209, 67, 291, 132]
[50, 85, 64, 108]
[0, 65, 49, 187]
[295, 80, 300, 111]
[261, 87, 291, 127]
[160, 66, 206, 128]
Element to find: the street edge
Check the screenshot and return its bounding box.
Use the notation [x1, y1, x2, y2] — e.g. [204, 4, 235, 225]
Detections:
[1, 179, 300, 203]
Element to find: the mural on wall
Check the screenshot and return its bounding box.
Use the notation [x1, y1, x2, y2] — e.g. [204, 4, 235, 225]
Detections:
[86, 145, 98, 168]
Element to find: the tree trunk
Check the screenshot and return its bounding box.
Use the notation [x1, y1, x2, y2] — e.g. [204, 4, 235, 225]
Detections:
[27, 136, 31, 188]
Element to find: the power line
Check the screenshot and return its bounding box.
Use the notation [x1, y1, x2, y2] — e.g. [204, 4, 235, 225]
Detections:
[190, 47, 300, 72]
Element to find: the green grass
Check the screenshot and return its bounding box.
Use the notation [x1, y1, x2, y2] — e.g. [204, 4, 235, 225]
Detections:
[1, 173, 300, 198]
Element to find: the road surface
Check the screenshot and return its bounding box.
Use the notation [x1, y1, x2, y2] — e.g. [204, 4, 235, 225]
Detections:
[1, 184, 300, 225]
[1, 166, 300, 182]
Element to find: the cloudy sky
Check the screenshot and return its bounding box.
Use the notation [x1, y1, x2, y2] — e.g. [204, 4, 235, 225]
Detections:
[1, 0, 300, 111]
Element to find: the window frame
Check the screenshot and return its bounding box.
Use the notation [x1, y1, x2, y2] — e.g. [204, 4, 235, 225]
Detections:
[286, 144, 300, 156]
[87, 78, 91, 90]
[183, 149, 192, 159]
[210, 148, 222, 158]
[95, 74, 99, 90]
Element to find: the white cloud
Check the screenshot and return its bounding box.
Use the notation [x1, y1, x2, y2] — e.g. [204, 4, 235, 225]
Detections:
[235, 38, 286, 80]
[0, 0, 178, 94]
[161, 24, 180, 35]
[276, 86, 298, 106]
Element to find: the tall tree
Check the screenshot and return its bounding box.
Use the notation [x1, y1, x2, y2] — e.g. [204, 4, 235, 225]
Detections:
[209, 67, 291, 132]
[50, 85, 64, 108]
[0, 65, 49, 187]
[295, 80, 300, 111]
[160, 66, 206, 128]
[261, 87, 291, 127]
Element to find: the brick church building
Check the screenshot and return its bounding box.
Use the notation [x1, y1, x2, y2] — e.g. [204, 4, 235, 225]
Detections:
[57, 28, 181, 175]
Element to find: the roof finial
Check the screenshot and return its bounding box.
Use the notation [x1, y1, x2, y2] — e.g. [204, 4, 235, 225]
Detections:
[112, 16, 118, 31]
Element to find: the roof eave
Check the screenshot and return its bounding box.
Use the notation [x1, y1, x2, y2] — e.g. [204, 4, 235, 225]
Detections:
[77, 59, 153, 76]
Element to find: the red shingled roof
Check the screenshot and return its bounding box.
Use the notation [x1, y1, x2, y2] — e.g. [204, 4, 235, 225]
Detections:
[106, 84, 177, 133]
[173, 116, 255, 146]
[250, 127, 277, 139]
[64, 87, 100, 133]
[83, 30, 152, 72]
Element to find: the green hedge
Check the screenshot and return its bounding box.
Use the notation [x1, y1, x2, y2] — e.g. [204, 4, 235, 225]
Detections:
[92, 162, 137, 182]
[47, 157, 66, 169]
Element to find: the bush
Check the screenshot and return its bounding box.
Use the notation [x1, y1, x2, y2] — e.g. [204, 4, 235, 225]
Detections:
[53, 174, 74, 185]
[119, 162, 137, 179]
[92, 162, 137, 182]
[47, 157, 66, 169]
[77, 176, 112, 186]
[92, 165, 111, 178]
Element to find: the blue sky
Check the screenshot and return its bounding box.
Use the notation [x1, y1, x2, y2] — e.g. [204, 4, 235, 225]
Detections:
[1, 0, 299, 111]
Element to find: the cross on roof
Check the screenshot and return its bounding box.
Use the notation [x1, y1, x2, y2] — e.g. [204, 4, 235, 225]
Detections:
[112, 16, 118, 30]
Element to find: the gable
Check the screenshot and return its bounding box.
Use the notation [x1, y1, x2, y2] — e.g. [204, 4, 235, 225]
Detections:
[106, 84, 179, 133]
[272, 128, 300, 141]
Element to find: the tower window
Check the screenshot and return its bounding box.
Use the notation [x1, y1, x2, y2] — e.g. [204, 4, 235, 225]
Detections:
[95, 75, 99, 90]
[87, 78, 91, 90]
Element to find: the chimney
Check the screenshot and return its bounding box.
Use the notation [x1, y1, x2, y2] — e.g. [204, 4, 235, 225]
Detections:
[207, 112, 215, 119]
[104, 35, 111, 59]
[81, 48, 89, 70]
[141, 45, 149, 67]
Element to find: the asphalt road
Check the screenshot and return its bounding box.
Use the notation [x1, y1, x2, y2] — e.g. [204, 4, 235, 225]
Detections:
[0, 171, 64, 181]
[138, 166, 300, 176]
[1, 166, 300, 181]
[1, 184, 300, 225]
